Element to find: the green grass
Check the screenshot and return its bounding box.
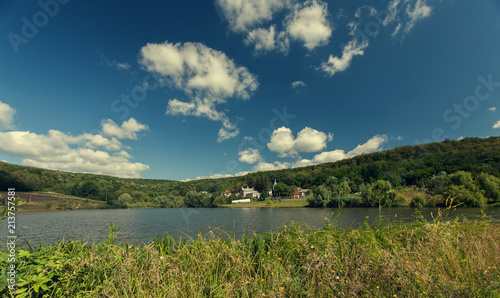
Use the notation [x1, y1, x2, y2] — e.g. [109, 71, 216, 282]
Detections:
[1, 211, 500, 297]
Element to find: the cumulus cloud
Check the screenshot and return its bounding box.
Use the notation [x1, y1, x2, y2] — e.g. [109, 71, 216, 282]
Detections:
[216, 0, 332, 54]
[238, 148, 263, 164]
[245, 25, 290, 54]
[0, 118, 150, 178]
[215, 0, 287, 32]
[293, 134, 388, 167]
[291, 81, 307, 89]
[101, 118, 149, 140]
[285, 0, 332, 50]
[267, 126, 332, 156]
[140, 41, 257, 141]
[493, 120, 500, 129]
[0, 101, 16, 130]
[489, 107, 496, 112]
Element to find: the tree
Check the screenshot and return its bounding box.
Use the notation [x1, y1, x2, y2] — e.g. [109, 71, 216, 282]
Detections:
[311, 185, 331, 207]
[117, 193, 133, 205]
[273, 182, 289, 197]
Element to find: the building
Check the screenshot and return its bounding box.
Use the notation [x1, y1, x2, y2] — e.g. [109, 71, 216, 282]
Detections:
[291, 189, 300, 198]
[298, 188, 310, 197]
[221, 189, 238, 197]
[240, 187, 260, 199]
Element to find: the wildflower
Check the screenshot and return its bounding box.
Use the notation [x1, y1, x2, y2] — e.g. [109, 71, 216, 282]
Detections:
[278, 258, 282, 261]
[393, 295, 397, 297]
[330, 283, 333, 287]
[246, 281, 250, 284]
[262, 294, 266, 297]
[160, 256, 164, 260]
[376, 286, 379, 289]
[311, 245, 314, 249]
[286, 277, 289, 281]
[267, 252, 270, 255]
[336, 276, 340, 280]
[261, 279, 264, 282]
[280, 287, 284, 291]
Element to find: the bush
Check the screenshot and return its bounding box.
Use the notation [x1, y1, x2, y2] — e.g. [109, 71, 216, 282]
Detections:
[425, 195, 444, 207]
[410, 194, 426, 208]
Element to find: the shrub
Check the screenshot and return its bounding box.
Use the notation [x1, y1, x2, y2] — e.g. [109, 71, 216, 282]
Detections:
[410, 194, 426, 208]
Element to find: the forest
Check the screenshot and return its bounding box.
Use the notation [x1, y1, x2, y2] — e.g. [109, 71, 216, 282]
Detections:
[0, 136, 499, 208]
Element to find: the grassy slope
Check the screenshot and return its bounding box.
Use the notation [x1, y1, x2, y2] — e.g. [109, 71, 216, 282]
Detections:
[1, 192, 107, 212]
[2, 211, 499, 297]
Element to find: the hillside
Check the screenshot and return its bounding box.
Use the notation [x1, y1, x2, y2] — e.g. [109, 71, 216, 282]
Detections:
[0, 137, 499, 207]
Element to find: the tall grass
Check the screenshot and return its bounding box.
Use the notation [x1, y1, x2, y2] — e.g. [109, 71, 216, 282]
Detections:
[1, 210, 500, 297]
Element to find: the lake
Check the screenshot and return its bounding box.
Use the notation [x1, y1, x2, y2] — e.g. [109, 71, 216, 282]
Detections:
[2, 207, 499, 247]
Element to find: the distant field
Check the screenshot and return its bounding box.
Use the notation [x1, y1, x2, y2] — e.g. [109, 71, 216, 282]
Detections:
[1, 192, 107, 212]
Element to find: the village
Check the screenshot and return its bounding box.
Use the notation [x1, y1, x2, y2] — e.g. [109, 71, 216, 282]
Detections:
[222, 186, 310, 204]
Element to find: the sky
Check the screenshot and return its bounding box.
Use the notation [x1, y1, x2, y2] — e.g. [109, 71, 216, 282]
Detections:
[0, 0, 499, 181]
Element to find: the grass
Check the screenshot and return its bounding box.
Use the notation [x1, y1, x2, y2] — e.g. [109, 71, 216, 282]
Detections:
[0, 192, 107, 212]
[222, 199, 309, 208]
[1, 210, 500, 297]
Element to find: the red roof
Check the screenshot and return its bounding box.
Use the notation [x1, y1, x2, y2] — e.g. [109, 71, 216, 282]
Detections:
[222, 190, 233, 194]
[291, 189, 300, 195]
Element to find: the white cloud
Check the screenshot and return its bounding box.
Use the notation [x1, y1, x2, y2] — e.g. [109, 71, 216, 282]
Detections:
[396, 136, 404, 141]
[294, 127, 332, 152]
[404, 0, 432, 35]
[285, 0, 332, 50]
[101, 118, 149, 140]
[215, 0, 287, 32]
[252, 161, 291, 172]
[99, 51, 131, 71]
[0, 118, 150, 178]
[267, 127, 296, 153]
[493, 120, 500, 129]
[140, 41, 257, 141]
[238, 148, 263, 164]
[0, 101, 16, 130]
[245, 25, 290, 54]
[320, 39, 369, 76]
[267, 126, 332, 156]
[218, 127, 240, 143]
[489, 107, 496, 112]
[347, 135, 388, 157]
[291, 81, 307, 89]
[140, 41, 258, 99]
[293, 134, 388, 167]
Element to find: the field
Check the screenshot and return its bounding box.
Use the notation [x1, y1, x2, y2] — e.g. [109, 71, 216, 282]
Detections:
[1, 208, 499, 297]
[0, 192, 107, 212]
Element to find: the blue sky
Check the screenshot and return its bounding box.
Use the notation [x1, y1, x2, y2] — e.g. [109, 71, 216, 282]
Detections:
[0, 0, 499, 181]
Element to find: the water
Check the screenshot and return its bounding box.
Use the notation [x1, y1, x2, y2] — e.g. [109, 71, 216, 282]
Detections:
[1, 207, 498, 247]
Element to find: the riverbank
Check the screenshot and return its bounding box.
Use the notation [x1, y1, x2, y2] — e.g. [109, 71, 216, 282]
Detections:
[2, 211, 499, 297]
[221, 198, 309, 208]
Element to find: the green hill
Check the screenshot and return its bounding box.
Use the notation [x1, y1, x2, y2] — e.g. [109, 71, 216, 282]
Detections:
[0, 137, 499, 208]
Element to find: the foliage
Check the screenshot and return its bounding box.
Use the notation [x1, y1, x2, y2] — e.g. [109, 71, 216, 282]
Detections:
[2, 215, 500, 297]
[410, 194, 426, 208]
[0, 137, 498, 208]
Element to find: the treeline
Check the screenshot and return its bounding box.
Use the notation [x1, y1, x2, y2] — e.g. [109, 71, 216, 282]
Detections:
[0, 137, 498, 207]
[306, 171, 500, 208]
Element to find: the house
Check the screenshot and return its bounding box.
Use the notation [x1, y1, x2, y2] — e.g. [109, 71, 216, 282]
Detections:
[291, 189, 300, 198]
[240, 187, 260, 199]
[221, 189, 238, 197]
[298, 188, 310, 197]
